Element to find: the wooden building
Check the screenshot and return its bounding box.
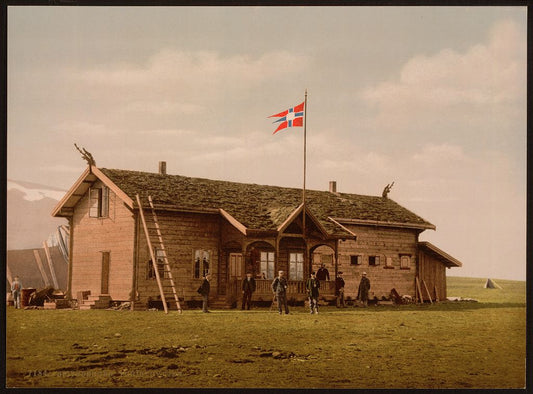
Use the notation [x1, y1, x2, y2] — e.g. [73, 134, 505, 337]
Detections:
[52, 163, 461, 309]
[7, 245, 68, 291]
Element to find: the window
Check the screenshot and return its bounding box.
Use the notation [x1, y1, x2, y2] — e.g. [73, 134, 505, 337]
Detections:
[350, 255, 362, 265]
[194, 250, 210, 278]
[289, 252, 304, 280]
[89, 187, 109, 218]
[148, 248, 166, 279]
[369, 255, 380, 266]
[400, 255, 411, 269]
[260, 251, 275, 280]
[385, 256, 394, 268]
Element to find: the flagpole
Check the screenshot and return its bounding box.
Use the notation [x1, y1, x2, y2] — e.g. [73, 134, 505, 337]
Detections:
[303, 89, 307, 238]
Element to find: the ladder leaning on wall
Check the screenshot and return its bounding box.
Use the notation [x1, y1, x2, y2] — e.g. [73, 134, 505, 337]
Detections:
[136, 194, 182, 314]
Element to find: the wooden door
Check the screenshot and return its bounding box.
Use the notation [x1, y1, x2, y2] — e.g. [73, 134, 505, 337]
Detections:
[101, 251, 110, 294]
[229, 253, 243, 280]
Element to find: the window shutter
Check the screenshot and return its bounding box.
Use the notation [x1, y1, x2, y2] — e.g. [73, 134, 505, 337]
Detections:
[101, 187, 109, 217]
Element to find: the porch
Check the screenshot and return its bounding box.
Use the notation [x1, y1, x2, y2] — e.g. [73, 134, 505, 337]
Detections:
[227, 279, 337, 306]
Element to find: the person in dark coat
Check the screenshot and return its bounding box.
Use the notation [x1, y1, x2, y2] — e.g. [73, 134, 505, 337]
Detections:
[356, 272, 371, 307]
[241, 272, 256, 310]
[316, 264, 330, 281]
[306, 271, 320, 314]
[198, 273, 211, 313]
[335, 271, 346, 308]
[271, 270, 289, 315]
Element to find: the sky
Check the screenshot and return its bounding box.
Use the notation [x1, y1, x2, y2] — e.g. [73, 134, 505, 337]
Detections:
[7, 6, 527, 280]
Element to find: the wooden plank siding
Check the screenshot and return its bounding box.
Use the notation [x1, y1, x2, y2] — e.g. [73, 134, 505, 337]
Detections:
[335, 224, 419, 300]
[70, 180, 135, 301]
[134, 210, 221, 307]
[418, 249, 447, 301]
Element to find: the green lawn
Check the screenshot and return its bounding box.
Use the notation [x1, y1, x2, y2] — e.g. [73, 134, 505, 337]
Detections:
[6, 276, 526, 389]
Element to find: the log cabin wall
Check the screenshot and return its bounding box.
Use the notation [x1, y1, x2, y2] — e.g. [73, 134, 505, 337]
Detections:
[134, 210, 221, 306]
[335, 224, 419, 300]
[71, 180, 135, 300]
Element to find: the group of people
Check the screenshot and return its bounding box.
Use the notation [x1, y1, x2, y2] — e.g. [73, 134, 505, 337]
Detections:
[13, 267, 370, 314]
[335, 270, 371, 308]
[198, 265, 371, 314]
[271, 269, 371, 314]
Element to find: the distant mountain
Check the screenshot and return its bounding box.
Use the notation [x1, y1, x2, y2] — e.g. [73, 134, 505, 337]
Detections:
[7, 179, 68, 250]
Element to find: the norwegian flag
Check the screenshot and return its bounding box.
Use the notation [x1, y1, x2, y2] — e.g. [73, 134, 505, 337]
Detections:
[269, 102, 305, 134]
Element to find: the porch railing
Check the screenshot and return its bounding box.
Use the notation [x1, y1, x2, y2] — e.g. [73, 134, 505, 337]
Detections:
[229, 279, 336, 302]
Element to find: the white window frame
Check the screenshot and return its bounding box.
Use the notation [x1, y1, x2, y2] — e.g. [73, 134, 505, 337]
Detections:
[400, 255, 411, 269]
[89, 186, 109, 218]
[289, 252, 304, 281]
[194, 250, 210, 279]
[260, 251, 275, 280]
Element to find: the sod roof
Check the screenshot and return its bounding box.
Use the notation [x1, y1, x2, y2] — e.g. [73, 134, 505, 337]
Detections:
[100, 168, 435, 236]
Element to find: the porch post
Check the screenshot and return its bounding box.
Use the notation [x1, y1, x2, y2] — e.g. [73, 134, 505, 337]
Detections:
[334, 239, 339, 278]
[275, 235, 280, 274]
[305, 240, 310, 278]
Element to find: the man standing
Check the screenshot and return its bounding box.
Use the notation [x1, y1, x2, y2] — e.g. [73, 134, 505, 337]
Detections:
[316, 264, 330, 281]
[198, 273, 211, 313]
[356, 272, 371, 307]
[335, 271, 346, 308]
[306, 271, 320, 314]
[11, 276, 22, 309]
[241, 272, 256, 310]
[271, 270, 289, 315]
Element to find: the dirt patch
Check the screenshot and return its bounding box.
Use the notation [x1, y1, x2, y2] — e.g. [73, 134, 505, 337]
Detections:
[250, 346, 307, 360]
[229, 359, 254, 364]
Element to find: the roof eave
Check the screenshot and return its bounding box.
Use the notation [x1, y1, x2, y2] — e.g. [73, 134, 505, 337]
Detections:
[277, 203, 330, 239]
[327, 217, 357, 240]
[92, 167, 134, 209]
[52, 166, 134, 217]
[51, 166, 92, 217]
[219, 208, 247, 235]
[418, 241, 463, 268]
[140, 202, 220, 215]
[332, 217, 436, 231]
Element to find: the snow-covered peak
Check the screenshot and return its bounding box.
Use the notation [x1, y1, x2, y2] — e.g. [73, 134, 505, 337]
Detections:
[7, 179, 66, 202]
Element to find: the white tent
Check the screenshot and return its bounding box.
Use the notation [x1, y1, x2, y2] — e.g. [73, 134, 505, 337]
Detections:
[484, 278, 503, 289]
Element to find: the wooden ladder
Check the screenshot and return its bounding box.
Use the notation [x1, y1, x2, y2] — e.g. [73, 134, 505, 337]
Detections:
[136, 194, 182, 314]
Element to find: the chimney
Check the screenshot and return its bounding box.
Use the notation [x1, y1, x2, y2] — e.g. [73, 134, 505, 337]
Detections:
[159, 161, 167, 175]
[329, 181, 337, 193]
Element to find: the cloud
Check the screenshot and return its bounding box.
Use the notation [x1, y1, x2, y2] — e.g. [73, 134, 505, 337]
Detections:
[56, 120, 109, 136]
[121, 101, 204, 115]
[360, 19, 526, 134]
[41, 164, 86, 174]
[79, 49, 309, 101]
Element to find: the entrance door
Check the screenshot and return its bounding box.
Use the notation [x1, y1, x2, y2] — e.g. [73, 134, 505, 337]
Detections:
[101, 251, 110, 294]
[229, 253, 243, 280]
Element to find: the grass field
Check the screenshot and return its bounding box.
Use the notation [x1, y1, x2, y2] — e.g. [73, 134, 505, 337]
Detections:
[5, 276, 526, 389]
